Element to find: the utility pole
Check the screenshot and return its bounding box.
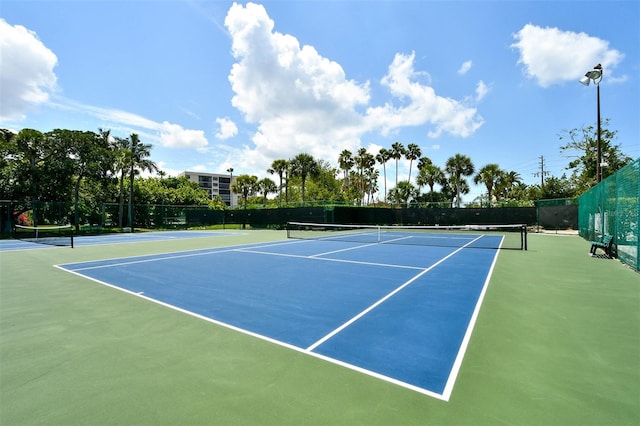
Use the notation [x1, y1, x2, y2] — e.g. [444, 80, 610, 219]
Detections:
[533, 155, 550, 188]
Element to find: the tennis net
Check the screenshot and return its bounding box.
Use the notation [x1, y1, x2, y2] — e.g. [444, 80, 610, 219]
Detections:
[14, 224, 74, 248]
[286, 222, 528, 250]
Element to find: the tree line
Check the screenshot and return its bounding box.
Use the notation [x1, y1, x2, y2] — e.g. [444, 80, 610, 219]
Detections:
[1, 121, 632, 227]
[233, 121, 632, 208]
[0, 128, 222, 229]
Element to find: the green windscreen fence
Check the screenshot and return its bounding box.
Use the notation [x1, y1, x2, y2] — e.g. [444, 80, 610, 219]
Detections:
[578, 158, 639, 271]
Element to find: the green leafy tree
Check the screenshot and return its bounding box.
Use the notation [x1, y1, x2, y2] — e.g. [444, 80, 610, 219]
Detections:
[135, 176, 217, 206]
[559, 120, 632, 192]
[539, 175, 576, 199]
[1, 129, 76, 224]
[49, 129, 112, 230]
[305, 160, 342, 202]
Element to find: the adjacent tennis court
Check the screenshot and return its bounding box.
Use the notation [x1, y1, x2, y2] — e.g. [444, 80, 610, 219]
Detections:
[0, 229, 243, 251]
[56, 226, 503, 400]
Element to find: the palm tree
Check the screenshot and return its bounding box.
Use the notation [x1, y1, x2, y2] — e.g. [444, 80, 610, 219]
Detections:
[445, 154, 475, 208]
[365, 168, 379, 204]
[289, 153, 319, 204]
[376, 148, 391, 202]
[268, 159, 288, 205]
[442, 177, 470, 208]
[405, 143, 421, 184]
[110, 136, 130, 228]
[231, 174, 258, 207]
[388, 181, 418, 206]
[338, 149, 354, 196]
[495, 170, 523, 200]
[256, 177, 277, 206]
[416, 163, 445, 194]
[127, 133, 158, 229]
[473, 163, 503, 207]
[390, 142, 406, 185]
[338, 149, 353, 180]
[417, 156, 432, 173]
[353, 148, 367, 204]
[362, 152, 376, 204]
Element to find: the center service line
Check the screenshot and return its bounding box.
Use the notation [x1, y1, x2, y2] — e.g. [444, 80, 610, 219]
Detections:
[304, 235, 484, 352]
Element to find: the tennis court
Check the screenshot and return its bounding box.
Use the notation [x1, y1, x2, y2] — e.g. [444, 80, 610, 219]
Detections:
[1, 227, 638, 425]
[56, 229, 501, 400]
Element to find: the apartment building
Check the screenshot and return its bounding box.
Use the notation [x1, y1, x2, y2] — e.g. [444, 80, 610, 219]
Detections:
[179, 171, 238, 207]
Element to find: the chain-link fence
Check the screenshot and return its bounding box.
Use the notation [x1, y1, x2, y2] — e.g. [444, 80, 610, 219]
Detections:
[578, 158, 639, 271]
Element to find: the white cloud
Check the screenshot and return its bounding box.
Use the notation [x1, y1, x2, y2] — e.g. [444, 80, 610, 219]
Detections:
[475, 80, 490, 102]
[223, 3, 484, 176]
[159, 121, 208, 149]
[458, 60, 472, 75]
[511, 24, 624, 87]
[215, 117, 238, 139]
[367, 52, 484, 138]
[154, 161, 181, 178]
[224, 2, 370, 171]
[52, 98, 209, 150]
[0, 19, 57, 121]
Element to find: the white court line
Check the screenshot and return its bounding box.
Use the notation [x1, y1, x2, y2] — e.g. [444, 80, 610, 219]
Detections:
[235, 248, 425, 271]
[55, 233, 497, 401]
[63, 239, 306, 271]
[309, 242, 379, 257]
[440, 235, 503, 401]
[53, 262, 446, 400]
[305, 235, 484, 352]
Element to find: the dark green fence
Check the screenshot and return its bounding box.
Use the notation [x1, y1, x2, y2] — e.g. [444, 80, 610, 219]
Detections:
[1, 202, 539, 236]
[578, 158, 639, 271]
[535, 198, 578, 230]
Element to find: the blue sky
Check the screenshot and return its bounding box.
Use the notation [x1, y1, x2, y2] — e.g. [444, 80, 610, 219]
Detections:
[1, 0, 639, 202]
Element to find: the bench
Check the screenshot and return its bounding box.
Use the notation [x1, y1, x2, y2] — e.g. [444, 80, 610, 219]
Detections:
[590, 234, 614, 257]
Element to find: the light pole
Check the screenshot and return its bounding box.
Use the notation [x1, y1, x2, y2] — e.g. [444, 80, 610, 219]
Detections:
[226, 168, 234, 206]
[579, 63, 603, 183]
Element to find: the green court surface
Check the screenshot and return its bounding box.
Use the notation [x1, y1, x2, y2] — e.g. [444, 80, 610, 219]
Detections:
[1, 231, 638, 425]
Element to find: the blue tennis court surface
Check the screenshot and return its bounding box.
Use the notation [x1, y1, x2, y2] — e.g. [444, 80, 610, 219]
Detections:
[57, 236, 501, 400]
